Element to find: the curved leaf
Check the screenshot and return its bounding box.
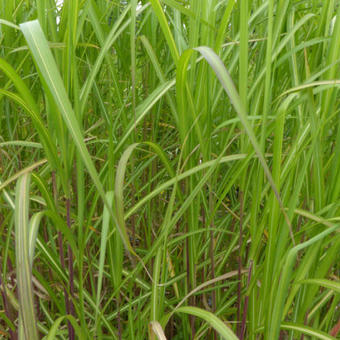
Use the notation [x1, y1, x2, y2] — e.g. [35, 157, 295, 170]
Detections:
[175, 306, 238, 340]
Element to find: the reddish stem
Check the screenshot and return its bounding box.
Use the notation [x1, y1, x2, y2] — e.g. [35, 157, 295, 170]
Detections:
[330, 318, 340, 337]
[240, 261, 253, 340]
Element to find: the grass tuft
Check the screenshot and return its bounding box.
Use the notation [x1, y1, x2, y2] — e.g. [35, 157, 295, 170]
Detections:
[0, 1, 339, 339]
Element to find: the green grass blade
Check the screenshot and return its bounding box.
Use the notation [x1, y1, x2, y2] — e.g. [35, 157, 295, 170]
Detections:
[176, 306, 239, 340]
[95, 191, 114, 333]
[0, 61, 59, 170]
[19, 20, 134, 254]
[269, 225, 339, 339]
[149, 0, 179, 63]
[151, 248, 162, 321]
[28, 212, 44, 267]
[46, 315, 84, 340]
[195, 46, 295, 244]
[280, 323, 336, 340]
[0, 158, 47, 192]
[114, 80, 175, 153]
[80, 4, 131, 114]
[15, 173, 39, 340]
[298, 279, 340, 294]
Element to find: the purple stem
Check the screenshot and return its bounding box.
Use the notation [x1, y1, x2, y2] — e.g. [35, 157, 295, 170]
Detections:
[240, 261, 253, 340]
[237, 191, 244, 337]
[117, 296, 122, 340]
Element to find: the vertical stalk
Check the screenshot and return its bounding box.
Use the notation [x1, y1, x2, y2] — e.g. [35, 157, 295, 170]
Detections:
[53, 172, 72, 340]
[239, 0, 248, 335]
[237, 191, 244, 337]
[261, 0, 275, 337]
[66, 198, 75, 340]
[240, 261, 253, 340]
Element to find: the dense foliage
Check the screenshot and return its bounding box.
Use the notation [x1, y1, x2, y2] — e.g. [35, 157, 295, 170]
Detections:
[0, 0, 339, 339]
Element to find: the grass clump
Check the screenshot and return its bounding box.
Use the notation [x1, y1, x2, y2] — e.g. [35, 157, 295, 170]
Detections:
[0, 0, 339, 339]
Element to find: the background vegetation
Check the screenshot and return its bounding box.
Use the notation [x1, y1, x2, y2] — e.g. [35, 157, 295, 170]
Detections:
[0, 0, 339, 339]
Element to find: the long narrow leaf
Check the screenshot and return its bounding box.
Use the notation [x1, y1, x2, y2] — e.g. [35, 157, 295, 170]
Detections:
[176, 306, 239, 340]
[15, 174, 39, 340]
[20, 20, 134, 254]
[195, 46, 295, 244]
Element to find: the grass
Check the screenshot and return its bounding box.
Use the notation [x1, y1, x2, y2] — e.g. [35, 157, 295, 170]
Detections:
[0, 0, 340, 339]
